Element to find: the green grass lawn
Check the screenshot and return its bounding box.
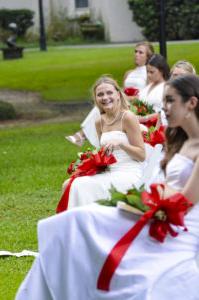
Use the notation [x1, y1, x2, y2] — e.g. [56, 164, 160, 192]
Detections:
[0, 121, 91, 300]
[0, 42, 198, 102]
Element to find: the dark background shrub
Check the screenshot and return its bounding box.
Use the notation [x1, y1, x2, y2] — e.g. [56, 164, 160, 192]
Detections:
[128, 0, 199, 41]
[0, 9, 34, 37]
[0, 101, 17, 120]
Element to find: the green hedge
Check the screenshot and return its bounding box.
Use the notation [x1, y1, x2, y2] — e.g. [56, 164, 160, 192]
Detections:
[0, 101, 16, 120]
[128, 0, 199, 41]
[0, 9, 34, 37]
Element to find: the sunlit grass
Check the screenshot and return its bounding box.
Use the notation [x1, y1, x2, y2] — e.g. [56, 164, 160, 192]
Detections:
[0, 121, 91, 299]
[0, 42, 198, 102]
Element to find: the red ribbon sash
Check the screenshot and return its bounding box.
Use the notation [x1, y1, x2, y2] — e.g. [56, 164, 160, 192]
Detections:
[56, 149, 117, 213]
[97, 184, 193, 291]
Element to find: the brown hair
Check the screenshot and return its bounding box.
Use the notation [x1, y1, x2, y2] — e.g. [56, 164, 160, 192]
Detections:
[161, 74, 199, 171]
[92, 75, 129, 113]
[147, 54, 170, 80]
[135, 41, 155, 62]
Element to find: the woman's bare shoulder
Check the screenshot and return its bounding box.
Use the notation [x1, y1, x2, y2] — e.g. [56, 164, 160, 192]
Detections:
[123, 110, 137, 121]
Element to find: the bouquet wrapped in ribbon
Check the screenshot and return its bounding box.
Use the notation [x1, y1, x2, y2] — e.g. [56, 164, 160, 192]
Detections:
[142, 125, 166, 147]
[97, 183, 193, 291]
[130, 98, 155, 116]
[56, 148, 117, 213]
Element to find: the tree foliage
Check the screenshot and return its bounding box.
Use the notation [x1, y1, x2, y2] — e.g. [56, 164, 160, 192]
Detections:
[0, 9, 34, 37]
[128, 0, 199, 41]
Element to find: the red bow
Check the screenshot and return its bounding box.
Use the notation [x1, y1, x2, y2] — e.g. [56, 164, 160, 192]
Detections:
[56, 148, 117, 213]
[143, 125, 165, 147]
[140, 115, 158, 128]
[124, 87, 139, 97]
[97, 183, 193, 291]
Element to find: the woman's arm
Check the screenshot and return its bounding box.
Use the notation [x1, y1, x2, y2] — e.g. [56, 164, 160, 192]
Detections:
[120, 111, 146, 161]
[181, 156, 199, 204]
[95, 118, 102, 141]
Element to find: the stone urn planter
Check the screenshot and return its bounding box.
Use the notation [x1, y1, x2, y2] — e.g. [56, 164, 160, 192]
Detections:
[1, 47, 24, 60]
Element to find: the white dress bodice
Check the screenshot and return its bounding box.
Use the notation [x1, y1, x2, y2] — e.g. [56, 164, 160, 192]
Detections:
[139, 82, 165, 112]
[100, 131, 143, 172]
[166, 153, 194, 190]
[124, 66, 147, 91]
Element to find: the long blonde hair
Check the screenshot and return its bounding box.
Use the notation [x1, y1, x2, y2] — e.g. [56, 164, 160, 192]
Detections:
[92, 75, 129, 114]
[170, 60, 196, 76]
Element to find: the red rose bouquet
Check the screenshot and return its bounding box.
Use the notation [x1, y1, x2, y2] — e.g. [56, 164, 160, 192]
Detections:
[97, 183, 193, 291]
[130, 99, 155, 116]
[124, 87, 139, 97]
[56, 147, 117, 213]
[142, 125, 166, 146]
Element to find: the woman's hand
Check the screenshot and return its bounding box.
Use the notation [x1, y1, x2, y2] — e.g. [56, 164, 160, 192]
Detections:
[103, 140, 121, 155]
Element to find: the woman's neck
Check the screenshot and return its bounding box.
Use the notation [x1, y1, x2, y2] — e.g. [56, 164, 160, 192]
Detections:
[183, 117, 199, 139]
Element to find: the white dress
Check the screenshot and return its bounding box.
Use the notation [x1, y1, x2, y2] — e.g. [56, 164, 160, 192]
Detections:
[68, 130, 144, 209]
[16, 154, 199, 300]
[123, 66, 147, 91]
[82, 67, 147, 147]
[139, 82, 165, 113]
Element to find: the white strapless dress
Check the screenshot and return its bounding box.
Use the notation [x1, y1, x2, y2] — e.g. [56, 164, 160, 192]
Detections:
[68, 131, 144, 209]
[16, 154, 199, 300]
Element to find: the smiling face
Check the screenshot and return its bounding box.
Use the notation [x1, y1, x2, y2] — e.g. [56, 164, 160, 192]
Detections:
[163, 85, 189, 128]
[147, 64, 164, 84]
[134, 45, 148, 66]
[95, 83, 120, 113]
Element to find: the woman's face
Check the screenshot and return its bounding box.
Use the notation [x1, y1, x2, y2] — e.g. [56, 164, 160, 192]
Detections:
[95, 83, 120, 113]
[147, 64, 164, 84]
[163, 85, 189, 128]
[134, 45, 148, 66]
[171, 67, 188, 78]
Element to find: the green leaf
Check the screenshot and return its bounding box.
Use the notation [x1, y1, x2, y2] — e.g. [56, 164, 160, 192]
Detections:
[96, 199, 115, 206]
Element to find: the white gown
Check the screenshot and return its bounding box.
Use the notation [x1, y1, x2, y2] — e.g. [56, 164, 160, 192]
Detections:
[139, 82, 165, 113]
[123, 66, 147, 90]
[16, 153, 199, 300]
[82, 67, 147, 148]
[68, 130, 144, 209]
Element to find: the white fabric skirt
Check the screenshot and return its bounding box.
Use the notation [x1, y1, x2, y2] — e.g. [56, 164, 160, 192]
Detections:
[16, 204, 199, 300]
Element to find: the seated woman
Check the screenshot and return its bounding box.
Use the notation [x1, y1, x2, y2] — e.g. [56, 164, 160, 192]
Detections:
[61, 75, 145, 209]
[66, 41, 154, 147]
[138, 53, 170, 125]
[158, 59, 197, 127]
[170, 60, 196, 78]
[16, 74, 199, 300]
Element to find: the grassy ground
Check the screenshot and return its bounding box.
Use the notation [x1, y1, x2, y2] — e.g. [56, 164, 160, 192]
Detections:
[0, 42, 198, 102]
[0, 121, 90, 300]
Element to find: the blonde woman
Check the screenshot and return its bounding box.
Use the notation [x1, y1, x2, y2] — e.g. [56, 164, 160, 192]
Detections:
[63, 75, 145, 208]
[66, 42, 154, 147]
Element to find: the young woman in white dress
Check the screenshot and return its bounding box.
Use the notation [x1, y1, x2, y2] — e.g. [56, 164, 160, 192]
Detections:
[16, 74, 199, 300]
[138, 53, 170, 125]
[62, 76, 145, 209]
[159, 60, 197, 127]
[66, 42, 154, 148]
